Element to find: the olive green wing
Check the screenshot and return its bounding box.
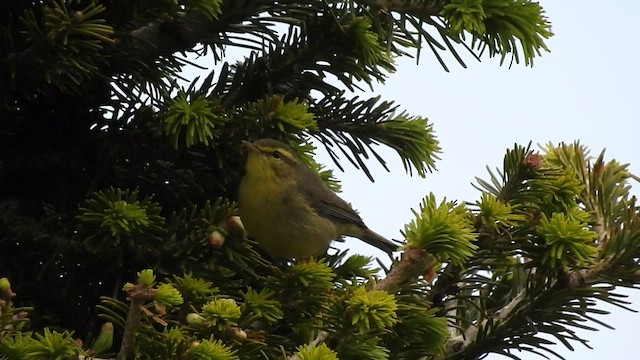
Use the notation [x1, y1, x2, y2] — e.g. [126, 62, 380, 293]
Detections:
[296, 165, 366, 228]
[295, 164, 399, 256]
[315, 193, 366, 227]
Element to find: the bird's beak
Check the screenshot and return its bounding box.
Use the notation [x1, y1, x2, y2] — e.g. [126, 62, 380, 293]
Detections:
[241, 140, 260, 154]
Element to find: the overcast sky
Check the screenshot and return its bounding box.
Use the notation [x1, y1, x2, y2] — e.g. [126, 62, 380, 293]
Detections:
[183, 1, 639, 358]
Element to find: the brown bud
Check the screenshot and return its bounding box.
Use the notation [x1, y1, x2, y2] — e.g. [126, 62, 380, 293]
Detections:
[422, 266, 437, 284]
[209, 230, 225, 248]
[16, 311, 28, 319]
[154, 301, 167, 315]
[523, 152, 543, 171]
[71, 11, 84, 23]
[186, 313, 206, 326]
[227, 326, 248, 341]
[593, 160, 605, 176]
[223, 216, 246, 239]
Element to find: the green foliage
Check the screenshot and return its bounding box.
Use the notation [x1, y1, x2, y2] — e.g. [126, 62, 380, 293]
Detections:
[7, 1, 115, 98]
[77, 187, 165, 247]
[345, 287, 398, 334]
[240, 288, 284, 325]
[392, 306, 449, 358]
[441, 0, 553, 65]
[337, 338, 389, 360]
[347, 16, 394, 72]
[476, 192, 525, 232]
[378, 113, 442, 177]
[186, 337, 238, 360]
[439, 142, 640, 359]
[201, 298, 242, 330]
[89, 322, 114, 355]
[0, 282, 34, 358]
[289, 259, 337, 290]
[172, 274, 219, 302]
[134, 328, 194, 360]
[548, 173, 584, 209]
[294, 343, 339, 360]
[334, 254, 380, 279]
[0, 279, 30, 340]
[163, 90, 228, 149]
[1, 333, 31, 360]
[137, 269, 156, 286]
[441, 0, 486, 34]
[180, 0, 223, 21]
[24, 329, 81, 360]
[268, 259, 337, 322]
[156, 283, 185, 306]
[313, 94, 441, 180]
[403, 193, 478, 265]
[537, 212, 597, 271]
[247, 95, 318, 133]
[85, 256, 450, 359]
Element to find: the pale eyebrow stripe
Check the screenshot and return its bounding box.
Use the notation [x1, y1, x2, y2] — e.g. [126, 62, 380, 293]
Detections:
[259, 146, 297, 162]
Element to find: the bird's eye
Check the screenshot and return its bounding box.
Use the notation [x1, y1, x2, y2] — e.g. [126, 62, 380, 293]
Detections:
[271, 151, 282, 159]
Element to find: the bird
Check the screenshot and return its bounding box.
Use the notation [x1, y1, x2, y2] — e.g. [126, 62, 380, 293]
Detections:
[238, 138, 398, 259]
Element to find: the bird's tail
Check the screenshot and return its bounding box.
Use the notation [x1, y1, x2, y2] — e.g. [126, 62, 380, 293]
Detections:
[360, 228, 400, 257]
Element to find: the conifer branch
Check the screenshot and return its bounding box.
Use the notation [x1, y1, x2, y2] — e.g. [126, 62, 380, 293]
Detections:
[446, 288, 527, 354]
[117, 293, 144, 360]
[566, 257, 611, 290]
[373, 247, 432, 292]
[125, 1, 300, 61]
[359, 0, 444, 19]
[129, 10, 212, 58]
[426, 263, 460, 303]
[294, 247, 431, 356]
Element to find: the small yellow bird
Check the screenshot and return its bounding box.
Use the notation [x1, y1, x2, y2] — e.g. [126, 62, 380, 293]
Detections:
[238, 138, 398, 259]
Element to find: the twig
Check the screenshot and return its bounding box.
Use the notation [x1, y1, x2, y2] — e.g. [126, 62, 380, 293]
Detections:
[374, 247, 432, 292]
[445, 255, 615, 356]
[117, 297, 143, 360]
[445, 289, 527, 353]
[287, 330, 330, 360]
[566, 257, 611, 289]
[116, 285, 156, 360]
[358, 0, 443, 20]
[426, 263, 461, 304]
[126, 1, 268, 62]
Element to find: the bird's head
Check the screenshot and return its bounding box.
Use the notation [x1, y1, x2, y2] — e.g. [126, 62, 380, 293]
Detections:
[242, 139, 301, 181]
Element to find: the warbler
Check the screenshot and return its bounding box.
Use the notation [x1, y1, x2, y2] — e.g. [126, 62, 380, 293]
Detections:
[238, 138, 398, 259]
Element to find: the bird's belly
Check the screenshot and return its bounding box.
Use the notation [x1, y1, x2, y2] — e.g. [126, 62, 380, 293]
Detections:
[239, 181, 336, 258]
[248, 212, 334, 258]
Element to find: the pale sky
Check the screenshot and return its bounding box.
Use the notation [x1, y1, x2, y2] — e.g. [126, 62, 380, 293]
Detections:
[184, 1, 640, 358]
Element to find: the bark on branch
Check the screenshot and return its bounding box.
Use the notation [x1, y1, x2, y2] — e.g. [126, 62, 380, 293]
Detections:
[373, 247, 432, 292]
[358, 0, 444, 20]
[123, 1, 272, 63]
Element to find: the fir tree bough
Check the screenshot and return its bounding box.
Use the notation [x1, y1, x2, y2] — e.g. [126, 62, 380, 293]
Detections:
[2, 1, 639, 360]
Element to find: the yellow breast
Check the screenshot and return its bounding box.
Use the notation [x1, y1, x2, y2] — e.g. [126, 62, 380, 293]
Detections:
[238, 163, 337, 258]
